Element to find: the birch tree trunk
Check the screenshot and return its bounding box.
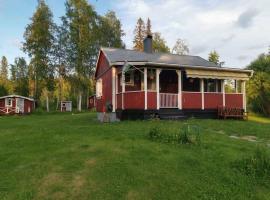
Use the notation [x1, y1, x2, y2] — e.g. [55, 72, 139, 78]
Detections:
[46, 95, 49, 112]
[78, 92, 82, 112]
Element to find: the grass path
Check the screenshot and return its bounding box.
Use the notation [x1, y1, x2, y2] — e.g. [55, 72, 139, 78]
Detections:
[0, 113, 270, 200]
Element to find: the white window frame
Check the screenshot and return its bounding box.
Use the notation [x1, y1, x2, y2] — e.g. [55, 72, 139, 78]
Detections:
[96, 78, 103, 98]
[121, 71, 134, 86]
[5, 98, 13, 107]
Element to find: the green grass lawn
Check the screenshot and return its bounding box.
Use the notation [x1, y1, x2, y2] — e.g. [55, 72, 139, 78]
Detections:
[0, 112, 270, 200]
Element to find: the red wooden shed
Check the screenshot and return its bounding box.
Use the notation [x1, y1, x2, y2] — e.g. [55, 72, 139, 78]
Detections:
[88, 95, 96, 109]
[0, 95, 35, 115]
[95, 35, 253, 120]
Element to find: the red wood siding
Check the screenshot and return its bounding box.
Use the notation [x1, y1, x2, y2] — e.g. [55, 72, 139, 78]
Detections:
[116, 94, 122, 109]
[95, 51, 112, 112]
[24, 99, 34, 113]
[204, 93, 223, 109]
[124, 92, 144, 109]
[225, 94, 243, 108]
[182, 92, 202, 109]
[0, 99, 4, 107]
[147, 92, 157, 109]
[88, 96, 96, 109]
[0, 97, 34, 114]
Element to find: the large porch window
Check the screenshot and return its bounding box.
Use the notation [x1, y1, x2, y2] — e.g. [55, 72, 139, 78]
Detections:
[204, 79, 221, 92]
[182, 72, 200, 92]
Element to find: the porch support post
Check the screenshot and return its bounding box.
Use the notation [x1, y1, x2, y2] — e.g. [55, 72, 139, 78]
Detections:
[112, 67, 116, 112]
[177, 70, 182, 110]
[235, 80, 238, 93]
[221, 80, 225, 107]
[200, 79, 204, 110]
[122, 70, 125, 110]
[156, 69, 161, 110]
[241, 81, 246, 112]
[144, 68, 147, 110]
[116, 71, 118, 109]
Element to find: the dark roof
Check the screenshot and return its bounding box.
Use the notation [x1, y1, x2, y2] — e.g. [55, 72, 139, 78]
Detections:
[101, 47, 218, 67]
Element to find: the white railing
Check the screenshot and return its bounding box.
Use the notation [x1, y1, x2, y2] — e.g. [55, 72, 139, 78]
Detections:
[160, 93, 178, 108]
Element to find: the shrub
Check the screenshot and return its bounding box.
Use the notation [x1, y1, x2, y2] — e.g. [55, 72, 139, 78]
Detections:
[148, 124, 201, 145]
[233, 146, 270, 179]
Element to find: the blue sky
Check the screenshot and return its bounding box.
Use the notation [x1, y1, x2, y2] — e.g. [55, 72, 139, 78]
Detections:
[0, 0, 270, 68]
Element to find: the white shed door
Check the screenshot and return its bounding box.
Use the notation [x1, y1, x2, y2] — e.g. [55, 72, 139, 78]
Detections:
[16, 98, 24, 113]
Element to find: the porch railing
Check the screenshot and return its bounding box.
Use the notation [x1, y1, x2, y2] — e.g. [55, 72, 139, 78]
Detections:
[160, 93, 178, 108]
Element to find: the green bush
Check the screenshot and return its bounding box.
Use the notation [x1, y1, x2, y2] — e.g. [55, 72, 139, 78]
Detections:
[148, 124, 201, 145]
[233, 146, 270, 179]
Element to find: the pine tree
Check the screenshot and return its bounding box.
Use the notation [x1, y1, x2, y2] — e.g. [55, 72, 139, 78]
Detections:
[23, 0, 55, 105]
[208, 50, 220, 65]
[133, 18, 146, 51]
[146, 18, 152, 36]
[0, 56, 8, 80]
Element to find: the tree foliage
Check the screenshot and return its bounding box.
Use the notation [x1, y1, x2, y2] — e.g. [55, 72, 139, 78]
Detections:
[247, 53, 270, 116]
[23, 0, 55, 100]
[10, 57, 29, 96]
[133, 18, 146, 51]
[0, 56, 8, 80]
[172, 39, 189, 55]
[208, 50, 220, 65]
[152, 32, 170, 53]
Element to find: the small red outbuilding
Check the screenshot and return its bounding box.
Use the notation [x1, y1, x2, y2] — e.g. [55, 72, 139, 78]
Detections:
[0, 95, 35, 115]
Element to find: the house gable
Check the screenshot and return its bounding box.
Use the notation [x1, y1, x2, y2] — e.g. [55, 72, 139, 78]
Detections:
[95, 50, 111, 79]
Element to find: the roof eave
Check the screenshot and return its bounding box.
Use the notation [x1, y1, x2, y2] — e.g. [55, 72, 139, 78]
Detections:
[111, 61, 253, 76]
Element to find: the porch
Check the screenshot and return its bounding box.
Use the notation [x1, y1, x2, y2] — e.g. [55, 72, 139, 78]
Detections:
[114, 67, 246, 113]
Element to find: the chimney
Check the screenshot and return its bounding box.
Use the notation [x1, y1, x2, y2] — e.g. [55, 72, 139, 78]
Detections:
[143, 35, 153, 53]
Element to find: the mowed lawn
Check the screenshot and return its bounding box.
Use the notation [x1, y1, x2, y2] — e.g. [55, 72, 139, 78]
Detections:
[0, 113, 270, 200]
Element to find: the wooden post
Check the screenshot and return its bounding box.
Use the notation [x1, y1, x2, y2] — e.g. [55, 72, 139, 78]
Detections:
[235, 80, 238, 93]
[241, 81, 246, 112]
[144, 68, 148, 110]
[221, 80, 225, 107]
[112, 67, 116, 112]
[177, 70, 182, 109]
[122, 69, 125, 110]
[156, 69, 161, 110]
[200, 79, 204, 110]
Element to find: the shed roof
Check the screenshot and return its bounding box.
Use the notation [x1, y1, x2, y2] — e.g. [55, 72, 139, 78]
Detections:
[0, 95, 34, 101]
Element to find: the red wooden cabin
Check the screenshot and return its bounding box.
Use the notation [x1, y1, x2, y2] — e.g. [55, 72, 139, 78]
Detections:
[88, 95, 96, 109]
[0, 95, 35, 115]
[95, 35, 253, 120]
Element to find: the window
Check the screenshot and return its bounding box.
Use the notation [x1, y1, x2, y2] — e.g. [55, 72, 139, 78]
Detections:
[204, 79, 216, 92]
[124, 71, 134, 86]
[96, 79, 102, 98]
[5, 98, 13, 107]
[147, 69, 156, 91]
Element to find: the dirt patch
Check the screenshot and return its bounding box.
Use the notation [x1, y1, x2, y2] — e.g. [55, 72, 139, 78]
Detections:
[240, 136, 257, 142]
[35, 173, 66, 200]
[229, 135, 257, 142]
[85, 158, 97, 167]
[126, 190, 140, 200]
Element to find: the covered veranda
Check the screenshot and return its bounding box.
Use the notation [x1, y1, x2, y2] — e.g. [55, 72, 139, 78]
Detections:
[113, 65, 251, 113]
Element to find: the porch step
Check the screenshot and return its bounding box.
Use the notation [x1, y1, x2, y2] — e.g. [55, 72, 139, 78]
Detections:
[158, 109, 187, 120]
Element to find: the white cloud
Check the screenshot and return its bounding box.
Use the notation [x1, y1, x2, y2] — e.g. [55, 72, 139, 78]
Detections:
[113, 0, 270, 68]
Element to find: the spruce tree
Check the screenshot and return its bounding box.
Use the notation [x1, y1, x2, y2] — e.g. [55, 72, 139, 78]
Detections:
[0, 56, 8, 80]
[133, 18, 146, 51]
[146, 18, 152, 36]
